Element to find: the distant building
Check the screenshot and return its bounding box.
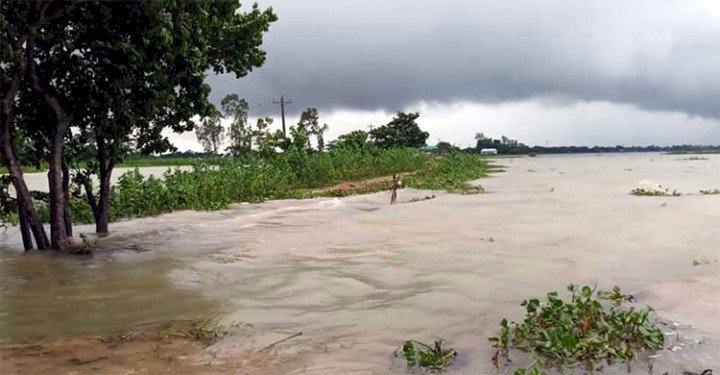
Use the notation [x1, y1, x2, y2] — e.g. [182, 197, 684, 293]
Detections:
[480, 148, 498, 155]
[419, 144, 437, 154]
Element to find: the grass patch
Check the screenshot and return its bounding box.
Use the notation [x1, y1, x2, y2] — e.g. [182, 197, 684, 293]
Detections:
[631, 188, 680, 197]
[489, 285, 664, 374]
[396, 340, 457, 372]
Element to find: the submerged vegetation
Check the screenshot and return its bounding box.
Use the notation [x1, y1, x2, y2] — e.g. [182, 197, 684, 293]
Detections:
[631, 188, 681, 197]
[489, 285, 664, 374]
[677, 156, 709, 161]
[699, 189, 720, 195]
[397, 340, 457, 372]
[26, 149, 487, 225]
[408, 194, 437, 203]
[404, 152, 487, 194]
[162, 319, 228, 343]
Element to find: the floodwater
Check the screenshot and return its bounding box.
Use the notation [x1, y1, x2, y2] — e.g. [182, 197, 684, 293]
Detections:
[12, 166, 191, 194]
[1, 153, 719, 374]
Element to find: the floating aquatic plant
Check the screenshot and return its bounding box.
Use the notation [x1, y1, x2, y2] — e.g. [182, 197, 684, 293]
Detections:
[490, 285, 664, 374]
[631, 188, 680, 197]
[397, 340, 457, 372]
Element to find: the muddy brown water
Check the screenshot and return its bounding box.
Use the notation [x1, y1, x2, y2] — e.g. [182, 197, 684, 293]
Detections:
[1, 153, 719, 374]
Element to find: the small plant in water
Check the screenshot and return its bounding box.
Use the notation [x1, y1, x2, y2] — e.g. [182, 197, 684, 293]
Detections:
[631, 188, 680, 197]
[408, 194, 436, 203]
[397, 340, 457, 372]
[692, 259, 713, 266]
[597, 285, 635, 304]
[163, 319, 227, 342]
[699, 189, 720, 195]
[489, 285, 664, 374]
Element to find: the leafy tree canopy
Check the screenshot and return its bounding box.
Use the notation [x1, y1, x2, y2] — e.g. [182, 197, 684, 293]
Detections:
[369, 112, 429, 149]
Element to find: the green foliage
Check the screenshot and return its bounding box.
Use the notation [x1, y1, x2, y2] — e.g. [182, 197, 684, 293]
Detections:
[370, 112, 429, 149]
[404, 152, 487, 193]
[489, 285, 664, 374]
[398, 340, 457, 372]
[255, 117, 284, 156]
[80, 235, 97, 253]
[513, 364, 546, 375]
[631, 188, 681, 196]
[330, 130, 371, 151]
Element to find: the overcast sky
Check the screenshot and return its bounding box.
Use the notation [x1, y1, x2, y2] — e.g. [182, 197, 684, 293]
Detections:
[175, 0, 720, 150]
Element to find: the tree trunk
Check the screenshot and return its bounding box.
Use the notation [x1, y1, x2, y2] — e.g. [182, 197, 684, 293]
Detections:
[96, 168, 112, 234]
[17, 207, 33, 250]
[0, 0, 67, 250]
[1, 52, 50, 250]
[95, 139, 114, 234]
[62, 158, 72, 237]
[47, 142, 69, 248]
[81, 174, 99, 223]
[30, 54, 73, 250]
[0, 143, 50, 250]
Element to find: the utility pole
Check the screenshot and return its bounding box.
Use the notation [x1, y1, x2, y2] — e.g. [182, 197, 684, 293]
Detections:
[273, 95, 291, 136]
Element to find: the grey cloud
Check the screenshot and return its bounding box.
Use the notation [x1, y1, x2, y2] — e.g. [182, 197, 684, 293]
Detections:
[208, 0, 720, 118]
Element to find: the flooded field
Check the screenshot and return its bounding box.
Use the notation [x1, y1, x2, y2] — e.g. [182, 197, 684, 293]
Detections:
[1, 153, 719, 374]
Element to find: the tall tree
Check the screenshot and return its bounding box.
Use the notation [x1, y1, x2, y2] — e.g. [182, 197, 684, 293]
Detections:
[369, 112, 429, 149]
[196, 109, 225, 155]
[3, 1, 277, 243]
[223, 94, 252, 156]
[312, 123, 329, 151]
[297, 107, 319, 151]
[255, 116, 286, 157]
[0, 1, 62, 249]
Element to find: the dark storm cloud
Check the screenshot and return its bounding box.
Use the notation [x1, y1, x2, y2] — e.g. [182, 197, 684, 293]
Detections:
[208, 0, 720, 118]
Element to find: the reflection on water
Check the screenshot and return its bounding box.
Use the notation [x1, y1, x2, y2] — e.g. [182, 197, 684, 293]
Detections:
[1, 153, 719, 374]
